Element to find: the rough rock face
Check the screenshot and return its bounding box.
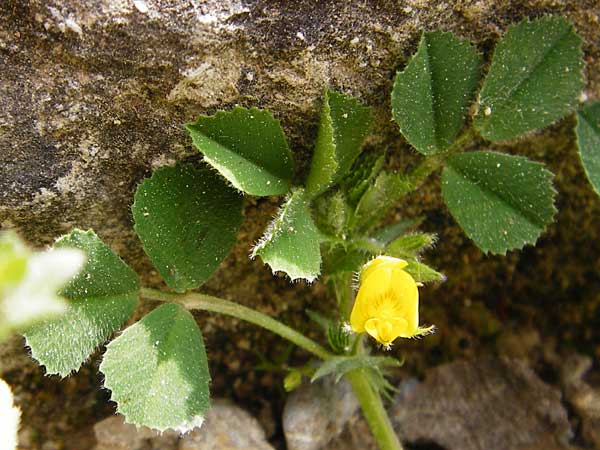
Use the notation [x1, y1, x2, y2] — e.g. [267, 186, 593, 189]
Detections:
[1, 0, 600, 447]
[322, 358, 574, 450]
[283, 378, 359, 450]
[391, 358, 572, 450]
[2, 1, 599, 253]
[94, 399, 275, 450]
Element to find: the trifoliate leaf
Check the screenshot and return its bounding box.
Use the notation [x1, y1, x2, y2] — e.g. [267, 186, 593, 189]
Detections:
[100, 303, 210, 433]
[576, 102, 600, 195]
[186, 107, 294, 196]
[252, 189, 321, 282]
[441, 151, 556, 254]
[25, 230, 138, 376]
[475, 16, 584, 141]
[306, 90, 373, 196]
[133, 164, 243, 293]
[392, 30, 482, 155]
[351, 171, 412, 233]
[0, 379, 20, 450]
[311, 355, 402, 383]
[0, 231, 85, 342]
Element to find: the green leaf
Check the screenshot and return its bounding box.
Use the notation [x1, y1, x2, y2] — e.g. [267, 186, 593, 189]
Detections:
[386, 233, 437, 258]
[351, 171, 412, 232]
[25, 230, 138, 376]
[441, 151, 556, 254]
[403, 259, 445, 283]
[133, 164, 243, 293]
[322, 246, 369, 275]
[312, 190, 347, 237]
[475, 16, 584, 141]
[186, 107, 294, 196]
[391, 30, 482, 155]
[363, 366, 399, 401]
[305, 309, 333, 333]
[371, 217, 425, 245]
[284, 370, 303, 392]
[100, 303, 210, 432]
[311, 355, 402, 383]
[341, 152, 385, 207]
[306, 90, 373, 196]
[252, 189, 321, 282]
[576, 102, 600, 195]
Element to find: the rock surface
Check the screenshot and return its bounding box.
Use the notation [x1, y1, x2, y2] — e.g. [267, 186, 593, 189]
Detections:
[390, 358, 572, 450]
[323, 358, 574, 450]
[559, 354, 600, 449]
[94, 398, 275, 450]
[283, 377, 359, 450]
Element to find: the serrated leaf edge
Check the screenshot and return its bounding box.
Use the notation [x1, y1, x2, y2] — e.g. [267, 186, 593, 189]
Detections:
[475, 15, 585, 141]
[251, 190, 321, 282]
[576, 104, 600, 196]
[27, 229, 139, 377]
[392, 30, 482, 154]
[185, 106, 293, 196]
[443, 151, 558, 255]
[100, 311, 207, 434]
[24, 293, 139, 378]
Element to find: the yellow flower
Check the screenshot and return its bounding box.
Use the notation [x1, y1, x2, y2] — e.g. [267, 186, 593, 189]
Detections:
[350, 256, 434, 347]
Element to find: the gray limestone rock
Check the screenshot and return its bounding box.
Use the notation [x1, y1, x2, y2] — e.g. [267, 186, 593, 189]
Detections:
[325, 358, 574, 450]
[390, 358, 572, 450]
[559, 354, 600, 449]
[93, 398, 274, 450]
[283, 377, 359, 450]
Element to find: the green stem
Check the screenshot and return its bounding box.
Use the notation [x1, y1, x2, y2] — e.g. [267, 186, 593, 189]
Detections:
[140, 287, 332, 361]
[346, 369, 404, 450]
[406, 128, 476, 191]
[406, 153, 445, 189]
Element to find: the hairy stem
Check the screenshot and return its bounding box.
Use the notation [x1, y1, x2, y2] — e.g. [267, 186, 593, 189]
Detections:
[140, 287, 332, 360]
[346, 369, 404, 450]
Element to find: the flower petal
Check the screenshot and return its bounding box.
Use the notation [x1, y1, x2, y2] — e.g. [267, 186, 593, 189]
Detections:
[390, 267, 419, 334]
[365, 317, 409, 346]
[350, 267, 393, 332]
[360, 256, 408, 283]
